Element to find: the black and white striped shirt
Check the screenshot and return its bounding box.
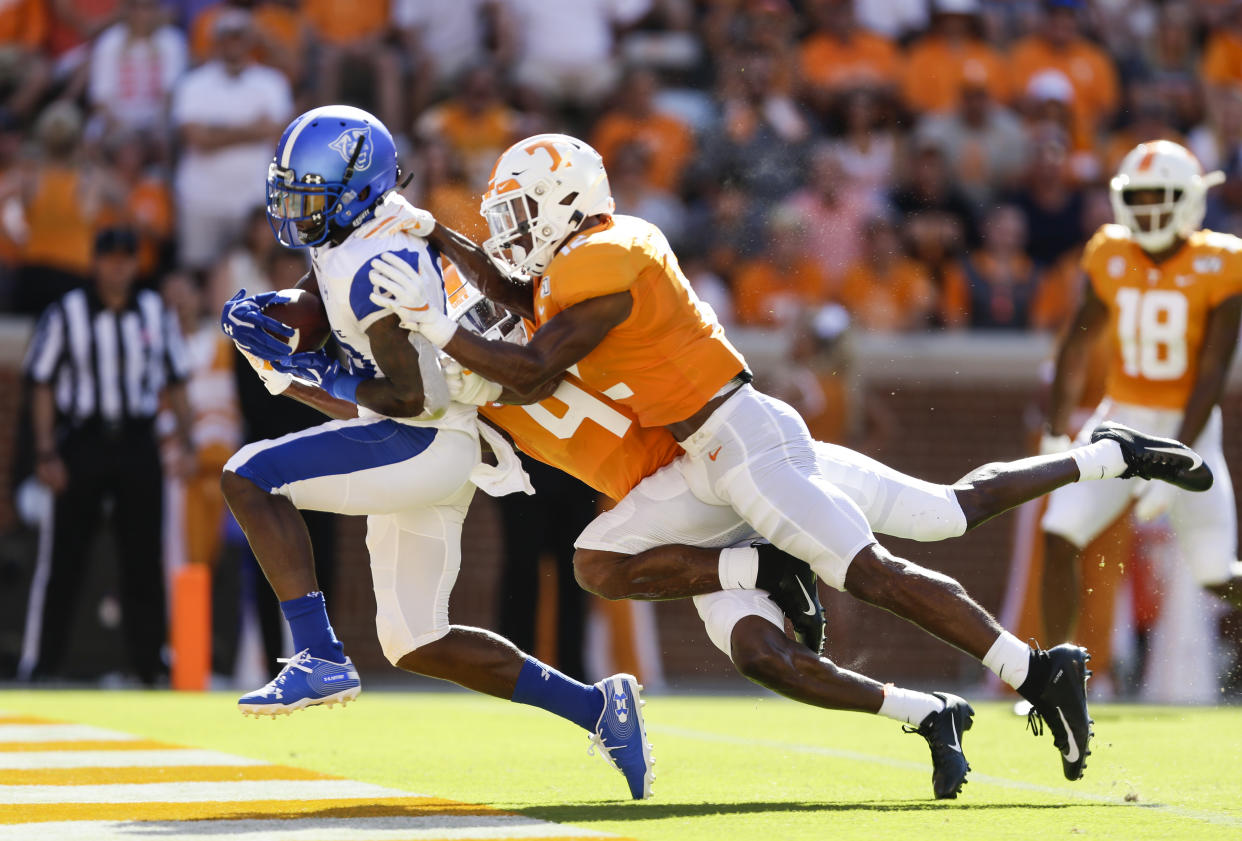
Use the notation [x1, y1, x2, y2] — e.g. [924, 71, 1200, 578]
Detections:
[23, 287, 191, 427]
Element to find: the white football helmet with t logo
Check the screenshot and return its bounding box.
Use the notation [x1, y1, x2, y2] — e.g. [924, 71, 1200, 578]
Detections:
[1109, 140, 1225, 253]
[480, 134, 615, 277]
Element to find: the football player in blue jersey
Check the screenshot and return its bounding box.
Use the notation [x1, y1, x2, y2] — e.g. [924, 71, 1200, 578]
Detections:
[218, 105, 653, 800]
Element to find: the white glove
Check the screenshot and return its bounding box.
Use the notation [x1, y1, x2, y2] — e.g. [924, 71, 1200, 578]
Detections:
[1040, 432, 1072, 455]
[444, 358, 503, 405]
[1133, 480, 1176, 523]
[237, 345, 293, 395]
[376, 192, 436, 237]
[368, 252, 458, 347]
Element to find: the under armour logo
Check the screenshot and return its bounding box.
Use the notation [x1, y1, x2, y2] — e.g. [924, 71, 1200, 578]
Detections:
[614, 694, 628, 724]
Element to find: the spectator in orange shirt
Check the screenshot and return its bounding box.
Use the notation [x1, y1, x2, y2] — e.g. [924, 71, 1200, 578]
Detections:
[1201, 2, 1242, 98]
[798, 0, 900, 117]
[902, 0, 1009, 115]
[732, 207, 831, 327]
[837, 214, 936, 332]
[415, 63, 523, 192]
[0, 0, 49, 118]
[1010, 0, 1120, 138]
[942, 204, 1063, 330]
[303, 0, 402, 132]
[13, 102, 114, 315]
[591, 66, 695, 195]
[416, 140, 488, 245]
[191, 1, 308, 85]
[100, 128, 172, 280]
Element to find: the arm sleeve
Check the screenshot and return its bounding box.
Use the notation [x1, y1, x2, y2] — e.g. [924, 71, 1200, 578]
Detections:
[23, 305, 64, 384]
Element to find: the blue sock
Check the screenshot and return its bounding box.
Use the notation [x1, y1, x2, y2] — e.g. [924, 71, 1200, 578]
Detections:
[280, 591, 346, 663]
[511, 657, 604, 731]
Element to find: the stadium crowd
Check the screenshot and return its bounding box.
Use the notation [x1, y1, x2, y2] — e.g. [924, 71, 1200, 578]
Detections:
[1, 0, 1241, 331]
[2, 0, 1240, 691]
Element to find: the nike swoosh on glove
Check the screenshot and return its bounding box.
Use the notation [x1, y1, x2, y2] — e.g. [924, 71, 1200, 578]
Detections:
[1133, 479, 1176, 522]
[368, 252, 458, 348]
[221, 289, 295, 361]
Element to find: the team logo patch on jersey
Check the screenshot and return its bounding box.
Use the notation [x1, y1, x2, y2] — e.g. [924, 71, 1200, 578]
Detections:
[329, 127, 373, 171]
[1108, 255, 1126, 278]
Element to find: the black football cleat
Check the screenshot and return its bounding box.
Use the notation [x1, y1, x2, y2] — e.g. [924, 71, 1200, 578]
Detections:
[1090, 421, 1213, 492]
[1022, 644, 1094, 781]
[753, 542, 826, 655]
[905, 692, 973, 799]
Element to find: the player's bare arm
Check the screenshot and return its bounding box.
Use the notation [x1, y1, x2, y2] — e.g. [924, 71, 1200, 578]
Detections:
[428, 223, 535, 319]
[1177, 294, 1242, 445]
[358, 314, 430, 417]
[282, 380, 360, 420]
[1047, 281, 1109, 437]
[441, 291, 632, 395]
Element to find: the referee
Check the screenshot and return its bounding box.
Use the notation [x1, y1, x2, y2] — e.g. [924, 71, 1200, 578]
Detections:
[19, 227, 194, 685]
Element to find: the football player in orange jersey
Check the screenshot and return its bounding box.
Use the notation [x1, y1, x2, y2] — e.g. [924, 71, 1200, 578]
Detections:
[1041, 140, 1242, 643]
[369, 134, 1212, 793]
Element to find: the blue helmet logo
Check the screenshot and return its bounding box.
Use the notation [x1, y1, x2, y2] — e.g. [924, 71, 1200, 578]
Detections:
[328, 126, 372, 171]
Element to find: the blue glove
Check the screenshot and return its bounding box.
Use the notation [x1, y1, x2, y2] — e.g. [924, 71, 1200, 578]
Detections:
[272, 350, 364, 403]
[220, 289, 295, 361]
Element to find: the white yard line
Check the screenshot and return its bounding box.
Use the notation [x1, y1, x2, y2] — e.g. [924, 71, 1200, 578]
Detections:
[0, 749, 269, 769]
[0, 724, 137, 743]
[0, 778, 415, 804]
[0, 816, 617, 840]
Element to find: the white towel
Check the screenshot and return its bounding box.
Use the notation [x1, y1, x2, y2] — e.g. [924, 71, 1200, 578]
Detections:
[470, 419, 535, 497]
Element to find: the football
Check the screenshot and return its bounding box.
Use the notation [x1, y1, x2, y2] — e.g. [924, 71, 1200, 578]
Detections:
[262, 288, 330, 353]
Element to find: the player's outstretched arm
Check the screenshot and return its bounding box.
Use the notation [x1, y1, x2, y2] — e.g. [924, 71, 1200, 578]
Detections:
[442, 292, 632, 395]
[427, 223, 534, 320]
[1047, 281, 1109, 439]
[1178, 293, 1242, 445]
[357, 314, 430, 417]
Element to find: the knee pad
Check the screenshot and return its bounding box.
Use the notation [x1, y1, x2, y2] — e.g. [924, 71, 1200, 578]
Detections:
[693, 589, 785, 660]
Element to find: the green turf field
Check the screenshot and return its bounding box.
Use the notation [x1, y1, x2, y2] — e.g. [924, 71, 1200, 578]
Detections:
[1, 688, 1239, 840]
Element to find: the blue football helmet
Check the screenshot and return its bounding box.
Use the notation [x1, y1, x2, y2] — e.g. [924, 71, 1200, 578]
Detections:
[267, 105, 399, 248]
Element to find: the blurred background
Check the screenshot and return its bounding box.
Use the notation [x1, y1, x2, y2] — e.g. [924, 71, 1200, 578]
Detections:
[0, 0, 1240, 704]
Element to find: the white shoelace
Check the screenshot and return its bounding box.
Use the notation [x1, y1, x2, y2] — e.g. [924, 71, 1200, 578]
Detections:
[267, 650, 315, 687]
[587, 732, 621, 770]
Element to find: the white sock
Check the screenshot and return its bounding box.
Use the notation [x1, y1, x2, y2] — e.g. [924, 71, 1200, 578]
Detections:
[719, 546, 759, 590]
[983, 632, 1031, 690]
[1071, 439, 1127, 482]
[878, 684, 945, 726]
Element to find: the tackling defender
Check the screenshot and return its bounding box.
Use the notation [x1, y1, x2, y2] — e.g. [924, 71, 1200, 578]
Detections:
[220, 106, 659, 799]
[370, 133, 1213, 794]
[1042, 139, 1242, 642]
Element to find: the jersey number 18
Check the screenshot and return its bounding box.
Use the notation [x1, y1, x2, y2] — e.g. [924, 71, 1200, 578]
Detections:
[1115, 288, 1188, 381]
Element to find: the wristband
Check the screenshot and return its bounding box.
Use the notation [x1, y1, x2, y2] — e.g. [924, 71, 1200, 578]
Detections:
[328, 372, 364, 403]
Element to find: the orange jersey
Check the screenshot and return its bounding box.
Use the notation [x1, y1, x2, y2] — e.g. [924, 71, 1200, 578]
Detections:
[1084, 224, 1242, 409]
[533, 215, 747, 427]
[481, 376, 682, 501]
[442, 262, 681, 500]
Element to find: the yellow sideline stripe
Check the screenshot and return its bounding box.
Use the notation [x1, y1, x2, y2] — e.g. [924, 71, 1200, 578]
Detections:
[0, 796, 503, 824]
[0, 740, 176, 753]
[0, 764, 332, 785]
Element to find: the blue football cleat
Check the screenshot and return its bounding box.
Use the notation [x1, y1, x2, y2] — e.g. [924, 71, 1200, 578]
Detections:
[588, 673, 654, 800]
[238, 649, 361, 717]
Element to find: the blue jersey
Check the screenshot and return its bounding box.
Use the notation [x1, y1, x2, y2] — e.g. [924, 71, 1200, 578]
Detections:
[309, 201, 475, 431]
